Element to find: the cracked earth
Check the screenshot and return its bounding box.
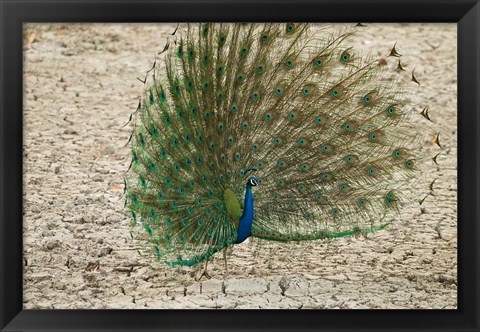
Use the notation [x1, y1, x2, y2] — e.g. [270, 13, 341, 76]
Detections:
[23, 23, 457, 309]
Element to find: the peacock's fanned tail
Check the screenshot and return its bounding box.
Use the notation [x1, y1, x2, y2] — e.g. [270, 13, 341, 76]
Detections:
[125, 23, 433, 267]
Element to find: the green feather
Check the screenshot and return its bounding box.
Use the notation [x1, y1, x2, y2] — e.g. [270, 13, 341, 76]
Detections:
[125, 23, 436, 270]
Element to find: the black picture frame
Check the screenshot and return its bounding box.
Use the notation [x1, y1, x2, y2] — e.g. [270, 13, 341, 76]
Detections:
[1, 0, 478, 331]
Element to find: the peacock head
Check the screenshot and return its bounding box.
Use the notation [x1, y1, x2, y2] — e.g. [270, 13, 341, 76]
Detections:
[247, 177, 259, 187]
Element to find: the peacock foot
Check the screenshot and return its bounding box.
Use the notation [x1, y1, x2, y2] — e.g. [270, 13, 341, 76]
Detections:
[194, 259, 211, 281]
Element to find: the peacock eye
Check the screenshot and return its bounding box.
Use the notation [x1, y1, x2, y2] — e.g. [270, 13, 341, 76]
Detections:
[386, 105, 397, 115]
[341, 51, 351, 62]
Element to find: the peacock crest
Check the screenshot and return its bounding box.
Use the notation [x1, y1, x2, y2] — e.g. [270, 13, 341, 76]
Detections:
[124, 23, 439, 273]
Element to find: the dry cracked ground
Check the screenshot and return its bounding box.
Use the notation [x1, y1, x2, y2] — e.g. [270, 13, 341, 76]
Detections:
[22, 23, 457, 309]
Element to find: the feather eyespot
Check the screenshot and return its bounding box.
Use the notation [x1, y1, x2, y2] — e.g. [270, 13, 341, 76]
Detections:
[341, 50, 352, 63]
[202, 25, 209, 36]
[369, 132, 379, 142]
[241, 47, 247, 55]
[386, 105, 397, 116]
[218, 35, 226, 46]
[300, 163, 309, 171]
[322, 173, 332, 181]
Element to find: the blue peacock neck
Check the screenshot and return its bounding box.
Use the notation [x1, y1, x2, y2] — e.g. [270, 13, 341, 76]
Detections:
[235, 182, 255, 243]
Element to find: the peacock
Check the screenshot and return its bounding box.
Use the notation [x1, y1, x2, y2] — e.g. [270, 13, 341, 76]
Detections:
[124, 23, 439, 279]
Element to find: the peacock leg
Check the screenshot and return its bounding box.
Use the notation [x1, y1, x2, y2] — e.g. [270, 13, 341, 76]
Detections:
[195, 258, 211, 281]
[223, 247, 228, 274]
